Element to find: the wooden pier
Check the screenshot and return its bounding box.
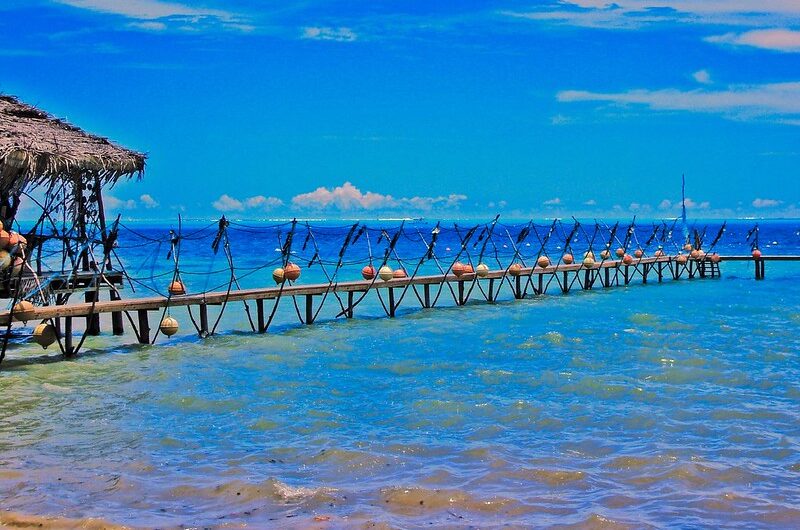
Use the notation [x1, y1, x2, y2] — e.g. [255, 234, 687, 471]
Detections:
[0, 254, 737, 359]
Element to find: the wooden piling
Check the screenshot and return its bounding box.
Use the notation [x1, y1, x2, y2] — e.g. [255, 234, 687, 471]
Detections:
[200, 303, 211, 335]
[110, 290, 124, 335]
[64, 317, 74, 356]
[305, 294, 314, 324]
[137, 309, 150, 344]
[388, 288, 396, 317]
[85, 291, 100, 335]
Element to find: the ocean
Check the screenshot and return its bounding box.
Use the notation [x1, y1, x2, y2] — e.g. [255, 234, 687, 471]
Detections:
[1, 219, 799, 528]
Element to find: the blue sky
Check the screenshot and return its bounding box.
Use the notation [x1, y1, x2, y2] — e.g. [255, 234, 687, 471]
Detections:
[3, 0, 800, 220]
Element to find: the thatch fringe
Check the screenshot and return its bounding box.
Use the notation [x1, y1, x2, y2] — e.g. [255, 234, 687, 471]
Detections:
[0, 95, 146, 193]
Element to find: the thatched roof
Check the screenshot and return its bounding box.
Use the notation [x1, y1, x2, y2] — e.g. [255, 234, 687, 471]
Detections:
[0, 95, 145, 193]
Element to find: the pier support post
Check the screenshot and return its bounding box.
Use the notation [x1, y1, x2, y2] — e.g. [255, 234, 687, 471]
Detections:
[562, 271, 569, 293]
[583, 269, 591, 290]
[110, 290, 124, 336]
[85, 291, 100, 335]
[755, 259, 765, 280]
[305, 294, 314, 324]
[388, 288, 396, 317]
[515, 276, 523, 299]
[423, 284, 431, 308]
[200, 303, 210, 336]
[657, 262, 663, 283]
[64, 317, 74, 356]
[137, 310, 150, 344]
[642, 263, 649, 284]
[457, 281, 465, 306]
[537, 274, 544, 295]
[624, 266, 630, 285]
[487, 279, 495, 302]
[346, 292, 354, 318]
[603, 268, 610, 288]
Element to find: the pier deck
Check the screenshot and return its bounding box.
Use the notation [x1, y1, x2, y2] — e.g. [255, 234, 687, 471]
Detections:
[0, 253, 788, 360]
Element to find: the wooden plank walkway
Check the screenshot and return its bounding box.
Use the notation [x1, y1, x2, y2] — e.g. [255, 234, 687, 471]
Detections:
[1, 253, 793, 360]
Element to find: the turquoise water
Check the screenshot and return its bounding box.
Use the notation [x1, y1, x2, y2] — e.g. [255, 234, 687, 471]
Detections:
[1, 222, 800, 528]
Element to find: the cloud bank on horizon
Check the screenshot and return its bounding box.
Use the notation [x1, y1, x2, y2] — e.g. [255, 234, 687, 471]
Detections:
[3, 0, 799, 219]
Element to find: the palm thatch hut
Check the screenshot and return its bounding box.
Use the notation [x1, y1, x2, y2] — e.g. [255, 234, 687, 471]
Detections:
[0, 95, 146, 300]
[0, 95, 145, 227]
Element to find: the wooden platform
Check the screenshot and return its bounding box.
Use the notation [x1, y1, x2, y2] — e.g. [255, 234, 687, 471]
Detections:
[0, 253, 786, 361]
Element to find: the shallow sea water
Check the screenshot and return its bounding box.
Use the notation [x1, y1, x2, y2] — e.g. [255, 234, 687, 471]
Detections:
[1, 223, 800, 528]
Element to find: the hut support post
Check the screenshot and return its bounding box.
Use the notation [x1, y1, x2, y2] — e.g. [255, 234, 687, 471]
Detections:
[137, 309, 150, 344]
[515, 276, 523, 299]
[388, 288, 396, 317]
[110, 290, 124, 335]
[423, 284, 431, 308]
[604, 268, 610, 288]
[346, 292, 354, 318]
[642, 264, 649, 284]
[562, 272, 568, 293]
[487, 279, 495, 302]
[457, 281, 465, 306]
[537, 274, 544, 295]
[85, 291, 100, 335]
[657, 263, 663, 282]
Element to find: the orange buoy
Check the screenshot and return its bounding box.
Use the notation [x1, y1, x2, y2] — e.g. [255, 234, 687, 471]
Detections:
[7, 232, 20, 248]
[508, 263, 522, 276]
[683, 243, 692, 252]
[159, 316, 179, 337]
[634, 249, 644, 259]
[622, 254, 634, 265]
[284, 262, 301, 281]
[690, 249, 700, 259]
[562, 253, 574, 265]
[615, 247, 625, 258]
[0, 250, 10, 271]
[168, 280, 186, 296]
[13, 300, 35, 322]
[272, 267, 285, 284]
[654, 249, 665, 257]
[463, 264, 474, 275]
[452, 262, 466, 277]
[392, 268, 407, 279]
[752, 249, 762, 259]
[710, 253, 721, 263]
[476, 263, 490, 277]
[600, 249, 611, 260]
[361, 265, 376, 280]
[583, 255, 596, 268]
[379, 265, 393, 281]
[0, 230, 9, 248]
[537, 256, 550, 268]
[32, 323, 56, 349]
[696, 249, 706, 259]
[676, 254, 688, 264]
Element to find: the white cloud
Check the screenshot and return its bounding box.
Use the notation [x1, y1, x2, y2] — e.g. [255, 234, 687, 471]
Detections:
[212, 194, 283, 212]
[290, 181, 466, 212]
[302, 26, 357, 42]
[557, 81, 800, 124]
[245, 195, 284, 210]
[692, 69, 712, 84]
[212, 194, 244, 212]
[503, 2, 800, 30]
[706, 29, 800, 53]
[140, 193, 159, 208]
[684, 197, 710, 209]
[752, 197, 782, 208]
[105, 195, 137, 210]
[550, 114, 573, 125]
[583, 199, 597, 206]
[658, 199, 672, 210]
[543, 197, 561, 205]
[127, 21, 167, 31]
[56, 0, 234, 20]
